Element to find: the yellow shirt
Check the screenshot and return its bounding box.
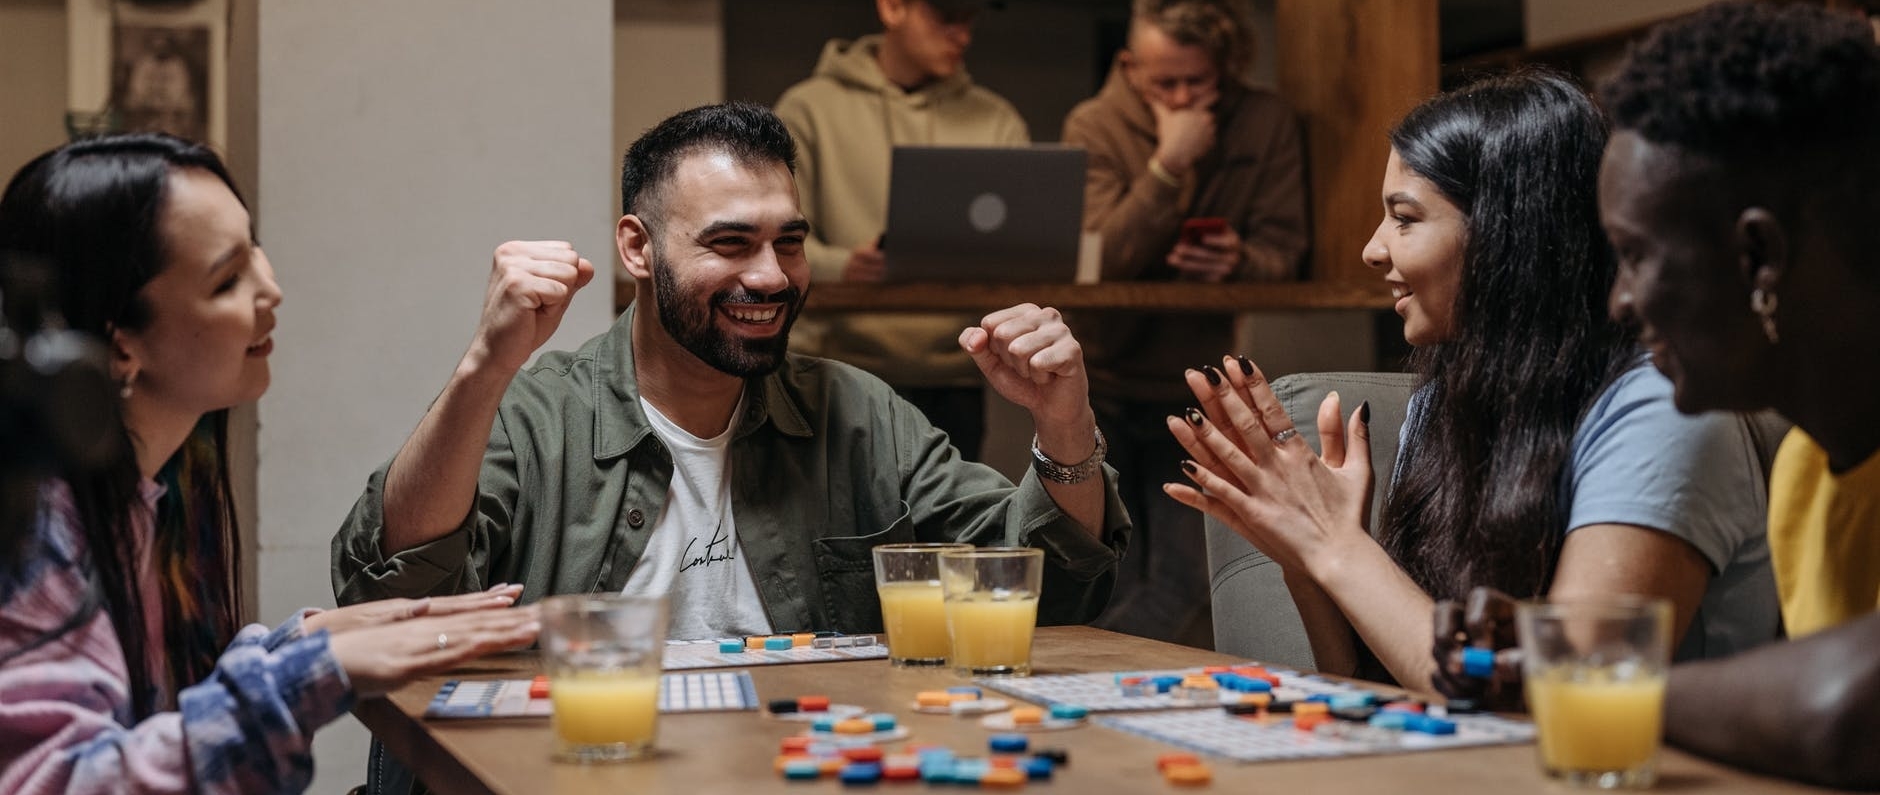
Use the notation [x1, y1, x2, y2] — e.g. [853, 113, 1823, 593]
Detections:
[1767, 428, 1880, 637]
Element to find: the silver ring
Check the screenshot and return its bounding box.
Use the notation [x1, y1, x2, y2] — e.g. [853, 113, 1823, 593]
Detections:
[436, 633, 449, 651]
[1271, 428, 1300, 444]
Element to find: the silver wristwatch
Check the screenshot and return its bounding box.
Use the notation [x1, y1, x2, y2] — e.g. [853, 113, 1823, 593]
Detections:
[1030, 429, 1108, 484]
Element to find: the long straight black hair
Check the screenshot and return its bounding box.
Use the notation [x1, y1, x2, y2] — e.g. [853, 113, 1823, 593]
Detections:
[1378, 71, 1636, 602]
[0, 133, 244, 718]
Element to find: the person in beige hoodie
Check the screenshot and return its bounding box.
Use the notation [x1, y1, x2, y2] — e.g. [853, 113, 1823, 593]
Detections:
[774, 0, 1027, 461]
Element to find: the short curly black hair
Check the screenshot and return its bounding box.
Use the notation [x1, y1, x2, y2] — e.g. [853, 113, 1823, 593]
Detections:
[1600, 1, 1880, 158]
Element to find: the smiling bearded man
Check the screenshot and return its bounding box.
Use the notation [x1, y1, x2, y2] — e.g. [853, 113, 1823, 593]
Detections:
[332, 102, 1132, 795]
[648, 231, 806, 378]
[334, 99, 1129, 641]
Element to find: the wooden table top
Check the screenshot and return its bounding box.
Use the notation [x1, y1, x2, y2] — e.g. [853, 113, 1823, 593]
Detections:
[357, 626, 1819, 794]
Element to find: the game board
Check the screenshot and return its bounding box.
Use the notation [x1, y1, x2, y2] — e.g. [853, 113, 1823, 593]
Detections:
[975, 664, 1356, 712]
[662, 636, 887, 670]
[1097, 708, 1534, 764]
[425, 671, 758, 719]
[976, 664, 1533, 763]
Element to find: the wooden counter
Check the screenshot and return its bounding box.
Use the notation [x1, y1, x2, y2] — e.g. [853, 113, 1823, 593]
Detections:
[804, 282, 1394, 312]
[615, 280, 1395, 314]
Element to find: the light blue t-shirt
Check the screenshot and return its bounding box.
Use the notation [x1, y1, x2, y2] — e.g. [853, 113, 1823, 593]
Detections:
[1561, 357, 1778, 659]
[1401, 356, 1780, 660]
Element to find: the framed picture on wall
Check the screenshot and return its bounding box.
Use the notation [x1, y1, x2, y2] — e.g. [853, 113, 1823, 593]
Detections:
[111, 23, 211, 143]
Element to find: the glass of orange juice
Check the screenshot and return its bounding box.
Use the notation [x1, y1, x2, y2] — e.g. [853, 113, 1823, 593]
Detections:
[874, 543, 973, 667]
[539, 593, 669, 763]
[939, 547, 1043, 677]
[1516, 596, 1672, 789]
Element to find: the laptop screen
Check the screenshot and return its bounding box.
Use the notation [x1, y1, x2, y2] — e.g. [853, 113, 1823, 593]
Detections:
[882, 145, 1087, 284]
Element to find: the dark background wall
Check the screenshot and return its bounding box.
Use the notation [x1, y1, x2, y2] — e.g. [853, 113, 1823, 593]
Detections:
[724, 0, 1533, 138]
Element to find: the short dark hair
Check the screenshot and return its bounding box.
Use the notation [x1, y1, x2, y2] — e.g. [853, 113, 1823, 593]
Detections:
[618, 102, 798, 235]
[1601, 1, 1879, 160]
[1601, 1, 1879, 283]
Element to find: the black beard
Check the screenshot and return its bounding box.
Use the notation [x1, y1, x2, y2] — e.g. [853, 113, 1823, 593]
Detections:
[650, 248, 804, 378]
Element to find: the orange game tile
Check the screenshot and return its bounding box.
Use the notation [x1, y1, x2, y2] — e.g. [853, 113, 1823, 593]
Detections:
[1156, 752, 1201, 771]
[1164, 763, 1213, 786]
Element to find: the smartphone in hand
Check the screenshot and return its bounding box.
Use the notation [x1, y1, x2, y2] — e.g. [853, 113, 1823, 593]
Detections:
[1180, 216, 1228, 246]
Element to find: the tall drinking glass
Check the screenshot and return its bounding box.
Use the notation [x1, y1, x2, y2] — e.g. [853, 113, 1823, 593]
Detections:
[539, 593, 669, 763]
[1517, 596, 1672, 789]
[939, 547, 1043, 677]
[874, 542, 973, 666]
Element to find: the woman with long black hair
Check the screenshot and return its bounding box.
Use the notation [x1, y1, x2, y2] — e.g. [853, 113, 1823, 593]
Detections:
[0, 133, 538, 794]
[1166, 70, 1778, 689]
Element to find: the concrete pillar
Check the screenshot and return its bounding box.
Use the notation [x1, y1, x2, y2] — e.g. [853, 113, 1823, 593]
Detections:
[249, 2, 616, 788]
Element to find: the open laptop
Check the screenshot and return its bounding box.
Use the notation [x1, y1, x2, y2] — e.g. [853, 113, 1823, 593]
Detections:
[881, 145, 1087, 284]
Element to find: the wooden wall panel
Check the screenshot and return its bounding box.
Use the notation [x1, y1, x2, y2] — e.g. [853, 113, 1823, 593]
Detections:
[1275, 0, 1438, 288]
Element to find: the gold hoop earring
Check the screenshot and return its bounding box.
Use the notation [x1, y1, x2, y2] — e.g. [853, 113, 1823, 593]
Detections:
[1750, 288, 1779, 345]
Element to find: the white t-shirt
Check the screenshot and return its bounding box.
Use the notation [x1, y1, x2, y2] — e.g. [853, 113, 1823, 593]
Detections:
[622, 395, 774, 640]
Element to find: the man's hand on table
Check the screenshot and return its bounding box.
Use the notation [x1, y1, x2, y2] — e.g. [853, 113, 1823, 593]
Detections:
[1431, 586, 1526, 712]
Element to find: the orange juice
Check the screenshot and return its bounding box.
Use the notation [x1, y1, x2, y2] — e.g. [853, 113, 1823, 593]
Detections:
[1526, 668, 1665, 774]
[878, 580, 951, 663]
[550, 672, 660, 749]
[945, 594, 1038, 673]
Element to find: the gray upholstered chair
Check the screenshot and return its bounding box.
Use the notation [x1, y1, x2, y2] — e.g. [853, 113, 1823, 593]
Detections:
[1205, 371, 1417, 668]
[1205, 370, 1793, 669]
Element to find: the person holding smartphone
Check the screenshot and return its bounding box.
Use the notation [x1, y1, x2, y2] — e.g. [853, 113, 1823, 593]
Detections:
[1059, 0, 1307, 647]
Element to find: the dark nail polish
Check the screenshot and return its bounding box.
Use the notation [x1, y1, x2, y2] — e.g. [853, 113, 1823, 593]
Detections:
[1202, 365, 1222, 386]
[1180, 459, 1198, 477]
[1185, 407, 1206, 426]
[1358, 401, 1371, 425]
[1236, 355, 1254, 377]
